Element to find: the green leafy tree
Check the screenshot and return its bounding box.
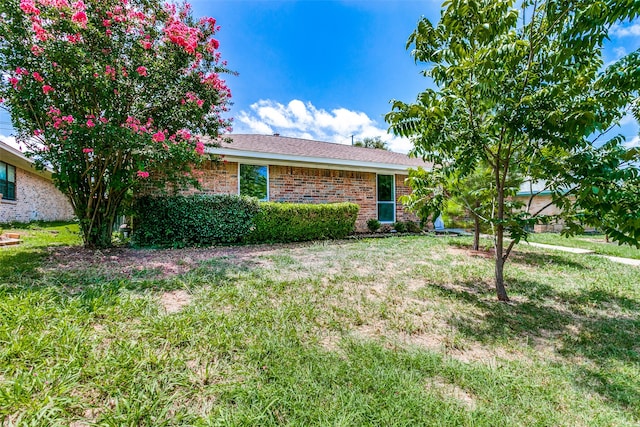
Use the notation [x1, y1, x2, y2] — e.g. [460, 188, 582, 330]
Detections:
[0, 0, 233, 247]
[387, 0, 640, 300]
[353, 136, 389, 150]
[402, 164, 522, 250]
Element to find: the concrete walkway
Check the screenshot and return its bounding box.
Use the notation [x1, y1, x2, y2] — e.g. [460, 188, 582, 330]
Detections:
[524, 242, 595, 254]
[522, 241, 640, 266]
[600, 255, 640, 266]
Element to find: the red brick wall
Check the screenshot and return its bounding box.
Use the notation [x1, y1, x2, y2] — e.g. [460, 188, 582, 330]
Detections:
[395, 174, 418, 223]
[269, 165, 376, 230]
[194, 160, 238, 194]
[197, 162, 418, 231]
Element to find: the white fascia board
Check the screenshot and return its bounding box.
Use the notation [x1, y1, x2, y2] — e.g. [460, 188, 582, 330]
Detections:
[0, 145, 51, 180]
[207, 147, 422, 175]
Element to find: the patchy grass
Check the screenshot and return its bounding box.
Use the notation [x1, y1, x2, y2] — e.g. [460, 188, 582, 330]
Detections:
[527, 232, 640, 260]
[1, 227, 639, 425]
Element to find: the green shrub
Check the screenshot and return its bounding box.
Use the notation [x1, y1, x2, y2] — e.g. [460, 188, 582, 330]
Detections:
[393, 221, 407, 233]
[247, 202, 359, 243]
[405, 221, 422, 233]
[132, 194, 260, 247]
[367, 218, 381, 233]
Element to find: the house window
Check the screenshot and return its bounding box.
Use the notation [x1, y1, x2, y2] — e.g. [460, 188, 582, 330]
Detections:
[239, 164, 268, 200]
[377, 174, 394, 222]
[0, 161, 16, 201]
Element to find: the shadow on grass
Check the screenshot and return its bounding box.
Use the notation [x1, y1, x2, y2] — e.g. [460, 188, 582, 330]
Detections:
[0, 247, 48, 282]
[1, 248, 256, 312]
[428, 276, 640, 415]
[447, 240, 592, 270]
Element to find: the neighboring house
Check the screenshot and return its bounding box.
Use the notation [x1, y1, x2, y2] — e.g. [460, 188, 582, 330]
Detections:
[200, 134, 431, 231]
[0, 140, 74, 223]
[515, 180, 565, 232]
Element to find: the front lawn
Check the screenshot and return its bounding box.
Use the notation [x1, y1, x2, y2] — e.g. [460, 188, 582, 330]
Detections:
[527, 232, 640, 260]
[1, 224, 639, 425]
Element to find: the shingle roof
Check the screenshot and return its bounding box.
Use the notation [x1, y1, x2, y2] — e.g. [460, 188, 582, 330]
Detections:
[206, 134, 430, 169]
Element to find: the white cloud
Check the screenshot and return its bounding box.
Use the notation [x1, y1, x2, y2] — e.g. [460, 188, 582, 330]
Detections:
[620, 111, 636, 126]
[624, 135, 639, 148]
[613, 46, 627, 59]
[610, 22, 640, 37]
[234, 99, 412, 153]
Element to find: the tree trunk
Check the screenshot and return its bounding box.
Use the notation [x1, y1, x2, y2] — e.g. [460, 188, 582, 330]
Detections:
[494, 180, 510, 301]
[74, 192, 122, 249]
[84, 211, 117, 248]
[473, 213, 480, 251]
[494, 236, 510, 302]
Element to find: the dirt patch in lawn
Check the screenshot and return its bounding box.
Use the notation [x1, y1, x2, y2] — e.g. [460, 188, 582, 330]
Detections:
[43, 243, 320, 280]
[428, 377, 477, 410]
[446, 246, 494, 259]
[161, 289, 192, 313]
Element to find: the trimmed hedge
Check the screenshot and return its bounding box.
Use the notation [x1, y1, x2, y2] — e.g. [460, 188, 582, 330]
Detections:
[132, 195, 359, 247]
[247, 202, 359, 243]
[132, 194, 260, 247]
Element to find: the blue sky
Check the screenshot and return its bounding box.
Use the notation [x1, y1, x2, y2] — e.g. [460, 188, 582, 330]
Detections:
[1, 0, 638, 153]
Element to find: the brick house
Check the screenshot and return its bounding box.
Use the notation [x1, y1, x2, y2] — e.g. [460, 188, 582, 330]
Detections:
[200, 134, 431, 231]
[0, 140, 74, 223]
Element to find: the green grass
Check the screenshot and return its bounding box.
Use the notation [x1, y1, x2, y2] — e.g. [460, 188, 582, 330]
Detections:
[527, 232, 640, 259]
[1, 225, 640, 425]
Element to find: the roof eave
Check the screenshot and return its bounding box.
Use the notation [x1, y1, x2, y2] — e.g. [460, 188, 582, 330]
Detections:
[207, 147, 428, 174]
[0, 142, 52, 179]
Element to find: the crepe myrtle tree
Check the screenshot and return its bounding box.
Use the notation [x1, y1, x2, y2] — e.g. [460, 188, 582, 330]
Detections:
[387, 0, 640, 301]
[0, 0, 233, 248]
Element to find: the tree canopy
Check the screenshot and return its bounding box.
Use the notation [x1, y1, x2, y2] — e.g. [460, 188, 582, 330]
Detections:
[387, 0, 640, 300]
[353, 136, 389, 150]
[0, 0, 233, 247]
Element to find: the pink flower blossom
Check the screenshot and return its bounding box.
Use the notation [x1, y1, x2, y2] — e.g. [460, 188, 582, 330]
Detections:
[32, 22, 49, 42]
[16, 67, 28, 75]
[195, 141, 205, 155]
[99, 117, 108, 124]
[102, 19, 111, 27]
[199, 17, 217, 29]
[73, 0, 86, 11]
[137, 171, 149, 178]
[34, 129, 43, 136]
[136, 66, 147, 76]
[31, 45, 44, 56]
[206, 38, 219, 52]
[19, 0, 40, 15]
[86, 119, 95, 127]
[72, 10, 88, 28]
[9, 77, 19, 89]
[163, 18, 201, 54]
[67, 33, 82, 43]
[32, 72, 44, 82]
[105, 65, 116, 79]
[141, 40, 152, 49]
[151, 131, 165, 142]
[82, 147, 93, 153]
[42, 85, 54, 94]
[177, 129, 191, 140]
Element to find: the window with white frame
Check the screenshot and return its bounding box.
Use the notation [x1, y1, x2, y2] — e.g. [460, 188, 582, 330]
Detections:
[0, 161, 16, 201]
[377, 174, 394, 222]
[239, 164, 268, 200]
